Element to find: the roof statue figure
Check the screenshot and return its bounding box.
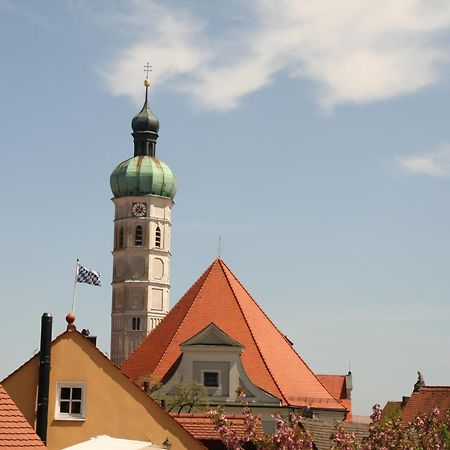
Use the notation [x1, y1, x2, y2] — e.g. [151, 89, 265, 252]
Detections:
[413, 371, 425, 392]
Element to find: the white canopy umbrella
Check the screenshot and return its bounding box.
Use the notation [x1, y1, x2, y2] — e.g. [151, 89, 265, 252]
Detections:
[61, 435, 166, 450]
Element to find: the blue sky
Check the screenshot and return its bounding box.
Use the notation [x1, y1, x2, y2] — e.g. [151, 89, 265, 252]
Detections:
[1, 0, 450, 416]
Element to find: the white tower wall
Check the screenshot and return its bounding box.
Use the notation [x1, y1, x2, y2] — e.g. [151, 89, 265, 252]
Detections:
[111, 194, 173, 366]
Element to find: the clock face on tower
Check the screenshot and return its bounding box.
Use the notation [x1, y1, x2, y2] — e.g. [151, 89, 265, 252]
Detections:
[132, 202, 147, 217]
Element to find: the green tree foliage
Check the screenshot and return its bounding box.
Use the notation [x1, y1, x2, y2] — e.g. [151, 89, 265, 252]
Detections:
[166, 381, 209, 414]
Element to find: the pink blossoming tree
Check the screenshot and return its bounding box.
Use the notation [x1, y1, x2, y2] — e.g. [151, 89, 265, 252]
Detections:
[209, 394, 450, 450]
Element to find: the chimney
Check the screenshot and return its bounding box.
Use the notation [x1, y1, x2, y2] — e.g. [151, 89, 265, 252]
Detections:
[401, 396, 410, 407]
[36, 313, 52, 445]
[345, 371, 353, 399]
[81, 328, 97, 347]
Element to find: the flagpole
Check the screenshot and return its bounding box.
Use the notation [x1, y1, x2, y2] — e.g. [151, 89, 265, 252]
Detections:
[71, 259, 79, 314]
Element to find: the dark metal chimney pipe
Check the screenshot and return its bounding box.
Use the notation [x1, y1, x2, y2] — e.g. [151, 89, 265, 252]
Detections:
[36, 313, 52, 445]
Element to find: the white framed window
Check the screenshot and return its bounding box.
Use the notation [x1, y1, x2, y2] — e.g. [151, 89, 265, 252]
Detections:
[202, 370, 220, 388]
[55, 382, 86, 420]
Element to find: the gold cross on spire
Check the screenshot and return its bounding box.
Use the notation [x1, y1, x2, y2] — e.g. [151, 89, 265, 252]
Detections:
[144, 62, 152, 79]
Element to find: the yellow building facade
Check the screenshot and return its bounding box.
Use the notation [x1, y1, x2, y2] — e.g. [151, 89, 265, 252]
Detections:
[2, 330, 205, 450]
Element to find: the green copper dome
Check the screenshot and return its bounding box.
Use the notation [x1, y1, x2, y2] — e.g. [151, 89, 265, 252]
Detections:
[110, 155, 176, 199]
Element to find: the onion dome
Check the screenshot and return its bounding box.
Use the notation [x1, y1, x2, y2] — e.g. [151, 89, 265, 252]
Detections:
[110, 78, 176, 200]
[132, 80, 160, 136]
[110, 156, 176, 199]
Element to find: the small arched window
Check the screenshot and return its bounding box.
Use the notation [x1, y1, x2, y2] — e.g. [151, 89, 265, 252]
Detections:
[132, 317, 141, 331]
[155, 226, 161, 248]
[135, 225, 143, 246]
[118, 227, 124, 248]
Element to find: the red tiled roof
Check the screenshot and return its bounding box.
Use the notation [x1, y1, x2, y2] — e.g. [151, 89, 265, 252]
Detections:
[172, 413, 263, 441]
[317, 375, 346, 400]
[0, 384, 45, 449]
[317, 374, 352, 421]
[123, 259, 345, 410]
[402, 386, 450, 423]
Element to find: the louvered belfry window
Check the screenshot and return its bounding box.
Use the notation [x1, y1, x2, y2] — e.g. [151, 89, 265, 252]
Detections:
[135, 225, 143, 246]
[155, 226, 161, 248]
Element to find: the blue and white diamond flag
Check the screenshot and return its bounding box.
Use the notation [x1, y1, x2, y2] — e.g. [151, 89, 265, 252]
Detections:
[76, 264, 101, 286]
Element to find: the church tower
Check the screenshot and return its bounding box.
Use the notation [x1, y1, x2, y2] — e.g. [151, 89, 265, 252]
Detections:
[109, 77, 176, 366]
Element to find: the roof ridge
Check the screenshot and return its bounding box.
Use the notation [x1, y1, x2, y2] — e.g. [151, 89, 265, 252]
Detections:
[420, 386, 450, 389]
[218, 259, 287, 404]
[153, 260, 217, 375]
[317, 374, 346, 377]
[219, 259, 341, 408]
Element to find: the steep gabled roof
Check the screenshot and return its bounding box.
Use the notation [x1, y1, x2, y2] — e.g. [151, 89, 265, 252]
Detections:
[402, 386, 450, 423]
[122, 259, 344, 410]
[0, 384, 45, 449]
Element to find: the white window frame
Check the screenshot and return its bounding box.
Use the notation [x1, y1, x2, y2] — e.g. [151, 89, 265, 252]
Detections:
[202, 370, 220, 388]
[55, 382, 86, 421]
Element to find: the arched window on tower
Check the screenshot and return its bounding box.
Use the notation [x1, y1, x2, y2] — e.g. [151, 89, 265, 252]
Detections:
[155, 226, 161, 248]
[118, 227, 124, 248]
[135, 226, 143, 246]
[132, 317, 141, 331]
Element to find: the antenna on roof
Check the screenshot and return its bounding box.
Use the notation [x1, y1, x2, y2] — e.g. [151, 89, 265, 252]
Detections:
[218, 236, 222, 258]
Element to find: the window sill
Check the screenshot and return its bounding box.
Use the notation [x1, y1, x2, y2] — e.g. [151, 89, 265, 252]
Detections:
[54, 416, 86, 422]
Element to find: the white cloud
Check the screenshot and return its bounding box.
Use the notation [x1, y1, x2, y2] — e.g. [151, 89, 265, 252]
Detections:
[396, 145, 450, 177]
[99, 0, 450, 110]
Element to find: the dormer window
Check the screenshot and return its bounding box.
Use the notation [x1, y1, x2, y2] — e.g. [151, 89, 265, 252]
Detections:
[155, 226, 161, 248]
[135, 226, 143, 246]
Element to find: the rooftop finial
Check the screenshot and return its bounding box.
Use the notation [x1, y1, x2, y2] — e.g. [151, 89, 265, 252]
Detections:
[131, 63, 159, 157]
[143, 63, 152, 103]
[144, 62, 152, 79]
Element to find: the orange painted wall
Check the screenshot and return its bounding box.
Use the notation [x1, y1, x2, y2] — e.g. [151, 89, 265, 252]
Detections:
[2, 331, 205, 450]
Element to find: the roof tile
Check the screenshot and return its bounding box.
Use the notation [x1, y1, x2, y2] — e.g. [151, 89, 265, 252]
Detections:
[0, 384, 45, 449]
[302, 418, 369, 450]
[402, 386, 450, 423]
[172, 413, 263, 441]
[316, 375, 346, 400]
